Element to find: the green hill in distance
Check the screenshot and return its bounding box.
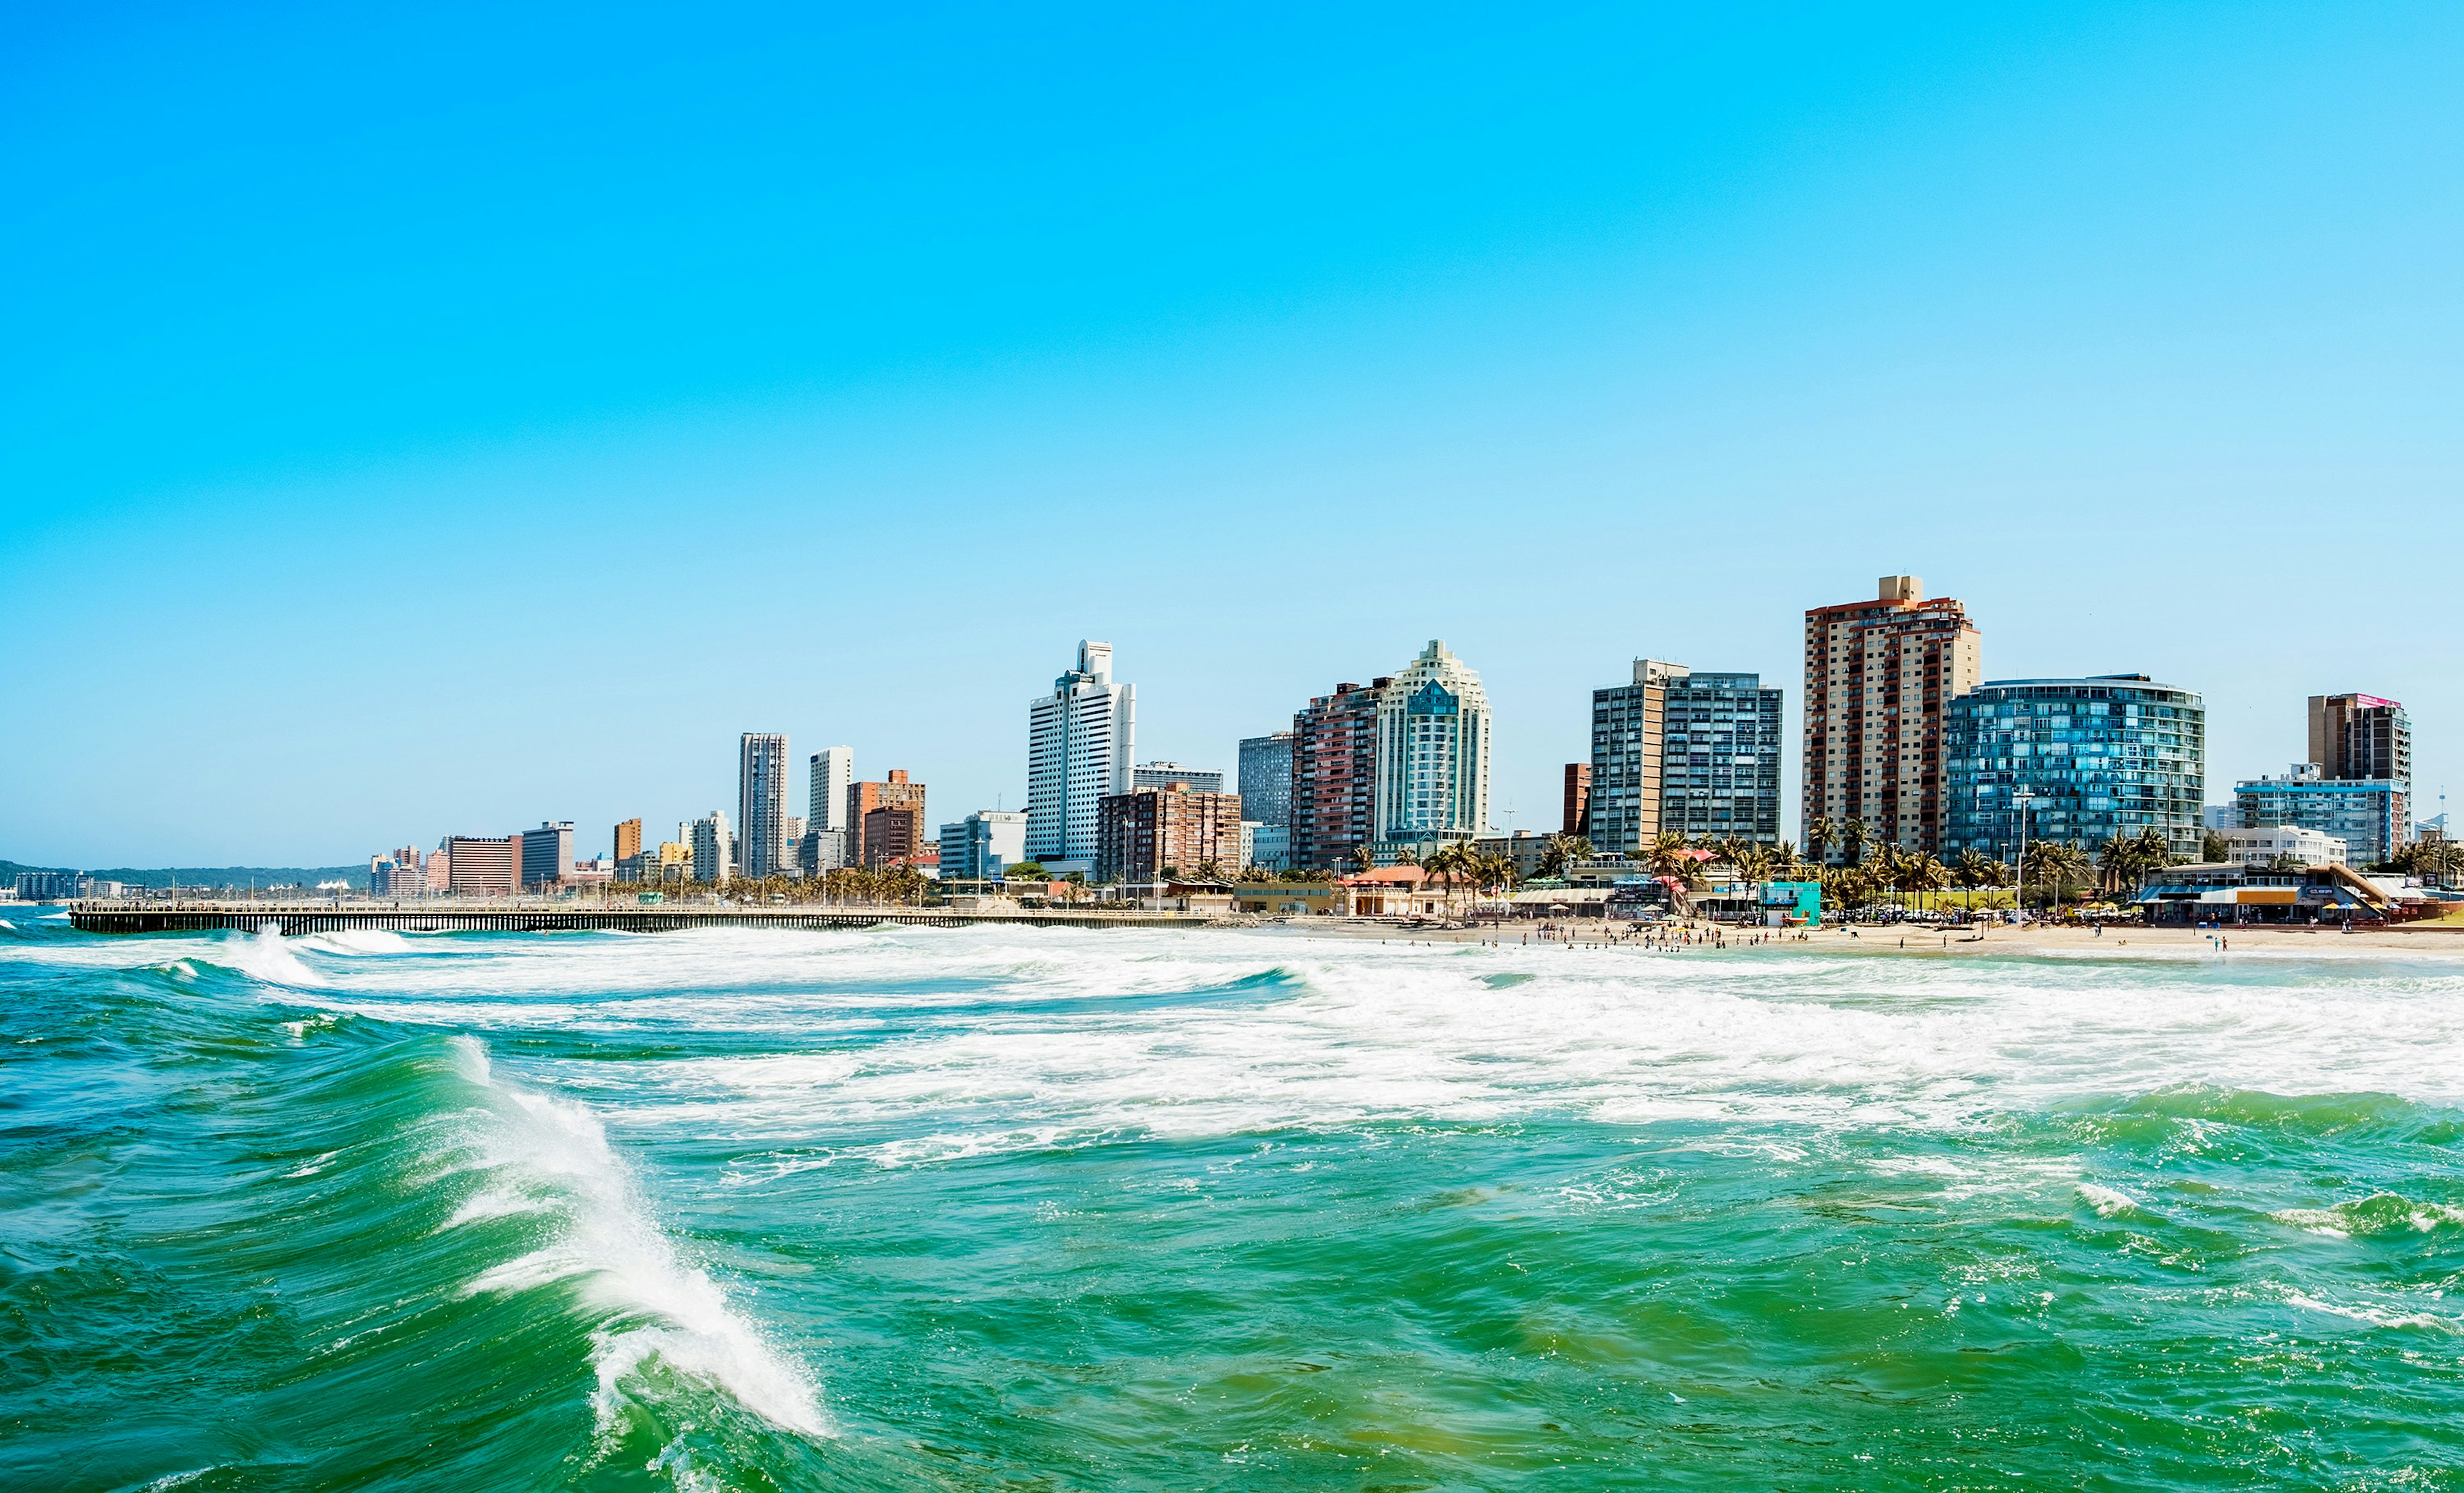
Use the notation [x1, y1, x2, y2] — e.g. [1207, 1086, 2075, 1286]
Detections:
[1, 858, 372, 891]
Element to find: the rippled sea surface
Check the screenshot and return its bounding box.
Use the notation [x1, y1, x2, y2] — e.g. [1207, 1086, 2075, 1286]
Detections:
[7, 912, 2464, 1490]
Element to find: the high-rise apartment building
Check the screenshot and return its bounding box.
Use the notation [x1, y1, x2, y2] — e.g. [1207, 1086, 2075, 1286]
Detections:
[691, 811, 733, 885]
[518, 822, 574, 889]
[1026, 640, 1136, 870]
[847, 770, 926, 866]
[800, 829, 849, 876]
[939, 810, 1030, 880]
[1587, 659, 1683, 855]
[1944, 676, 2207, 864]
[651, 831, 696, 882]
[1237, 732, 1294, 828]
[2309, 693, 2412, 795]
[1290, 679, 1385, 870]
[1245, 822, 1290, 870]
[1562, 763, 1591, 836]
[1589, 662, 1783, 851]
[370, 849, 425, 899]
[447, 835, 518, 896]
[2233, 765, 2407, 866]
[737, 733, 791, 878]
[1804, 575, 1983, 858]
[863, 805, 929, 869]
[1134, 761, 1224, 793]
[613, 818, 643, 863]
[1372, 641, 1493, 856]
[1659, 671, 1785, 843]
[1098, 784, 1245, 882]
[809, 747, 853, 835]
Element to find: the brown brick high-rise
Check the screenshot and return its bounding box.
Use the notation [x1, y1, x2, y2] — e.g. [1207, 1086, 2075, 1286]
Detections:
[1097, 784, 1244, 882]
[847, 769, 926, 867]
[862, 804, 928, 869]
[1290, 679, 1385, 871]
[1802, 576, 1981, 860]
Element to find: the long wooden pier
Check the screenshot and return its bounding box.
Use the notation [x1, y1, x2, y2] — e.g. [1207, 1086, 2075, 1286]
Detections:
[66, 900, 1213, 936]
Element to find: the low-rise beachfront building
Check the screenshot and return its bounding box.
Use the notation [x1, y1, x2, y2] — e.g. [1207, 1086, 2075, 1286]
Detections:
[2221, 825, 2347, 867]
[1472, 830, 1555, 882]
[1230, 882, 1339, 916]
[2132, 862, 2397, 925]
[1695, 879, 1824, 928]
[1340, 863, 1444, 919]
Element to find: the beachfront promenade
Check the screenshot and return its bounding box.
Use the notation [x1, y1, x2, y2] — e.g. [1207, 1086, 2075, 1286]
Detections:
[67, 898, 1211, 935]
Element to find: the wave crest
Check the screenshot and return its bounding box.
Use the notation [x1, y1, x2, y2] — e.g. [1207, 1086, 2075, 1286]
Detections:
[443, 1037, 830, 1440]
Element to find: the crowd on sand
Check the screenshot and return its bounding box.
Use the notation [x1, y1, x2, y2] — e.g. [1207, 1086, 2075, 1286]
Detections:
[1285, 915, 2463, 957]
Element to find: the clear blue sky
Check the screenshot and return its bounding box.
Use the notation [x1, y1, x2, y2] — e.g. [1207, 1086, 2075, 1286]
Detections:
[4, 2, 2458, 867]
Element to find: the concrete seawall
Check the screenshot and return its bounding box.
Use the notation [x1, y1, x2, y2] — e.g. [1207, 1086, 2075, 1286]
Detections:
[66, 901, 1213, 935]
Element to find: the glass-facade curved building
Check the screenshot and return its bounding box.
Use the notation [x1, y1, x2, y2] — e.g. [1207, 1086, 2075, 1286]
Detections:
[1943, 676, 2206, 863]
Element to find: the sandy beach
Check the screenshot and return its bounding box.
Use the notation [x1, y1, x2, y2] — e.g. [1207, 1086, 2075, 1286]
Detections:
[1283, 917, 2464, 956]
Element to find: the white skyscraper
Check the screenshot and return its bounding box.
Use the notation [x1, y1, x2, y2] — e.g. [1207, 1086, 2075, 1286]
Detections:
[1373, 640, 1493, 851]
[1026, 639, 1136, 870]
[809, 746, 853, 833]
[739, 733, 791, 878]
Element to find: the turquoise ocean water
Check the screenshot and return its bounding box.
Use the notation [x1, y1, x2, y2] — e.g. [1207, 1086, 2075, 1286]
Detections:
[6, 912, 2464, 1490]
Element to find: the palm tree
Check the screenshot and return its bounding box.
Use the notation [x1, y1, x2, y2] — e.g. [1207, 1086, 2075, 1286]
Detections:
[1768, 840, 1804, 881]
[2030, 841, 2091, 911]
[1645, 832, 1697, 880]
[1899, 852, 1949, 913]
[1537, 834, 1590, 879]
[1840, 818, 1872, 868]
[1424, 841, 1471, 913]
[1806, 816, 1839, 868]
[1824, 862, 1872, 919]
[2096, 835, 2135, 899]
[1953, 847, 1996, 891]
[1351, 844, 1377, 874]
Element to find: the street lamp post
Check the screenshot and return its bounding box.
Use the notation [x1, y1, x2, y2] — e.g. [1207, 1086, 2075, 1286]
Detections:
[2013, 788, 2035, 924]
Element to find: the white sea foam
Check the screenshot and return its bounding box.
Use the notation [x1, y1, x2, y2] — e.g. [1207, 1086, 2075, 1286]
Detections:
[2076, 1183, 2141, 1218]
[443, 1037, 828, 1438]
[56, 922, 2464, 1175]
[450, 928, 2464, 1171]
[2281, 1291, 2451, 1332]
[219, 926, 325, 987]
[2272, 1198, 2464, 1239]
[295, 928, 414, 956]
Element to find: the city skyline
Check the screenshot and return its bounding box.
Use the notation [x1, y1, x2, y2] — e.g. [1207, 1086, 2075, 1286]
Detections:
[0, 603, 2452, 871]
[5, 6, 2461, 867]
